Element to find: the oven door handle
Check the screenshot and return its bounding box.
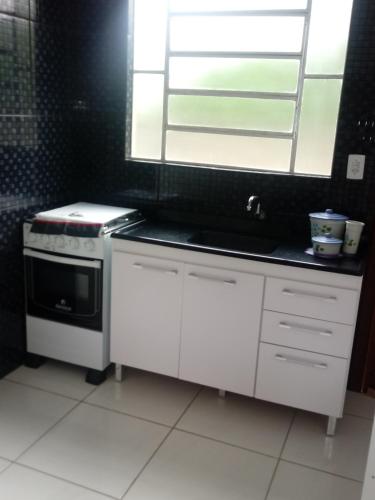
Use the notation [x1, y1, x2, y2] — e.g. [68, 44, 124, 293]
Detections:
[23, 248, 101, 269]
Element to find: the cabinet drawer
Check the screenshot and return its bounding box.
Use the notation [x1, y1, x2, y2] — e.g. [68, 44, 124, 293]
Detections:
[255, 343, 348, 417]
[261, 311, 354, 358]
[264, 277, 358, 324]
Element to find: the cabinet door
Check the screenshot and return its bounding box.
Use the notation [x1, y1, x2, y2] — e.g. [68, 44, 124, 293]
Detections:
[180, 264, 264, 396]
[110, 252, 184, 377]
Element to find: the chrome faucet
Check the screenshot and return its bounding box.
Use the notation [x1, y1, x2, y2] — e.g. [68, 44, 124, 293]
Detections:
[246, 195, 266, 219]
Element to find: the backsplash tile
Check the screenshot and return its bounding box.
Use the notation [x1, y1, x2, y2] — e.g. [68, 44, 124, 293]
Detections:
[74, 0, 375, 235]
[0, 14, 34, 115]
[0, 0, 76, 375]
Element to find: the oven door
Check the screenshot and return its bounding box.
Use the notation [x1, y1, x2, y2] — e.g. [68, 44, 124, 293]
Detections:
[24, 248, 103, 331]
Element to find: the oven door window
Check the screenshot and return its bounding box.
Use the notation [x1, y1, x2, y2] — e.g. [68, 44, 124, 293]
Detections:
[25, 255, 102, 331]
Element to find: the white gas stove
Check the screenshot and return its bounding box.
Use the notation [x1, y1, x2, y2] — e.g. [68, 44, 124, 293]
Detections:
[23, 202, 143, 384]
[23, 202, 141, 259]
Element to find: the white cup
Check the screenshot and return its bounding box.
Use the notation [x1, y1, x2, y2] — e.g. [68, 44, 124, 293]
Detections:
[343, 220, 365, 255]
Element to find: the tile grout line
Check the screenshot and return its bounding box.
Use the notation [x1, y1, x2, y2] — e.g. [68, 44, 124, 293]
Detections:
[3, 378, 84, 403]
[0, 374, 119, 498]
[279, 458, 364, 484]
[264, 410, 297, 500]
[9, 372, 97, 465]
[82, 400, 172, 430]
[343, 410, 375, 421]
[173, 427, 280, 461]
[120, 386, 204, 499]
[13, 399, 82, 464]
[173, 386, 203, 429]
[0, 460, 13, 478]
[4, 378, 120, 499]
[13, 462, 119, 499]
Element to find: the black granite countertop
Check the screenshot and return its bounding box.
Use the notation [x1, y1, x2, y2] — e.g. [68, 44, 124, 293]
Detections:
[112, 220, 365, 277]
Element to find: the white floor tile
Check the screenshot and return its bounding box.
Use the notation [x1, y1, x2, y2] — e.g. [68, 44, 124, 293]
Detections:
[0, 380, 76, 460]
[345, 390, 375, 419]
[125, 430, 276, 500]
[86, 369, 200, 426]
[6, 360, 95, 400]
[282, 411, 372, 481]
[0, 458, 10, 474]
[177, 388, 294, 457]
[268, 461, 363, 500]
[18, 403, 169, 498]
[0, 464, 111, 500]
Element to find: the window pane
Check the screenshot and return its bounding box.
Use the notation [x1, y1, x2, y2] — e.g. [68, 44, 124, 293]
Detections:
[131, 74, 164, 159]
[166, 131, 292, 171]
[294, 79, 342, 176]
[170, 0, 308, 11]
[306, 0, 353, 75]
[169, 95, 295, 133]
[170, 16, 305, 53]
[133, 0, 167, 70]
[169, 58, 300, 93]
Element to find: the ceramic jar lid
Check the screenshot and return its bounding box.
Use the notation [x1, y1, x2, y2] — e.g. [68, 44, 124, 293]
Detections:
[309, 208, 348, 221]
[312, 233, 343, 245]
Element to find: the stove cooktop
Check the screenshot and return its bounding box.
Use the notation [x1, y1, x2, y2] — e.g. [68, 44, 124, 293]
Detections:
[30, 202, 142, 238]
[35, 202, 138, 225]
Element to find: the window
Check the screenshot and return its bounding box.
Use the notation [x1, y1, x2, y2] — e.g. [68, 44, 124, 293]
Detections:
[126, 0, 354, 176]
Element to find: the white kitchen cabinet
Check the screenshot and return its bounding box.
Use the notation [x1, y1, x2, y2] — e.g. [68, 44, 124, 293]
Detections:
[257, 276, 360, 432]
[179, 264, 264, 396]
[110, 252, 184, 377]
[111, 237, 363, 435]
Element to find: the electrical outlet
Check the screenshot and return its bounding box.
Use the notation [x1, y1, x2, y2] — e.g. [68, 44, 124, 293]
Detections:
[347, 154, 365, 180]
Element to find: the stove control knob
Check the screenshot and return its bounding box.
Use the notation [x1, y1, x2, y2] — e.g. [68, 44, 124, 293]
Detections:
[84, 239, 95, 252]
[69, 237, 80, 250]
[55, 236, 65, 249]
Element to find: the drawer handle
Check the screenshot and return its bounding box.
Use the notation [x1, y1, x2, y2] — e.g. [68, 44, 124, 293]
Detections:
[279, 322, 333, 337]
[275, 354, 328, 370]
[133, 263, 178, 275]
[282, 288, 337, 303]
[188, 272, 236, 286]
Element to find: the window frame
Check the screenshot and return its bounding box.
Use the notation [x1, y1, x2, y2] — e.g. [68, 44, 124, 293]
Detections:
[125, 0, 347, 177]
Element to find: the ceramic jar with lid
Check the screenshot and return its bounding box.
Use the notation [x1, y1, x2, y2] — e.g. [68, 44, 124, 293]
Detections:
[312, 233, 343, 258]
[309, 209, 348, 239]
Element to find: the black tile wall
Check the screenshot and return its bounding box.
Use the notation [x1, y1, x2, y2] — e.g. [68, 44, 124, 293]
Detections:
[0, 0, 78, 376]
[66, 0, 375, 239]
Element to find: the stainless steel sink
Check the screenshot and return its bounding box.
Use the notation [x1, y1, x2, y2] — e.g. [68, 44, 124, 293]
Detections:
[188, 230, 278, 254]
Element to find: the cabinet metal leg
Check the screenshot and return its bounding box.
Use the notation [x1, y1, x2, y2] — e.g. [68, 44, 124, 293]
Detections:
[327, 416, 337, 436]
[218, 389, 226, 399]
[115, 363, 124, 382]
